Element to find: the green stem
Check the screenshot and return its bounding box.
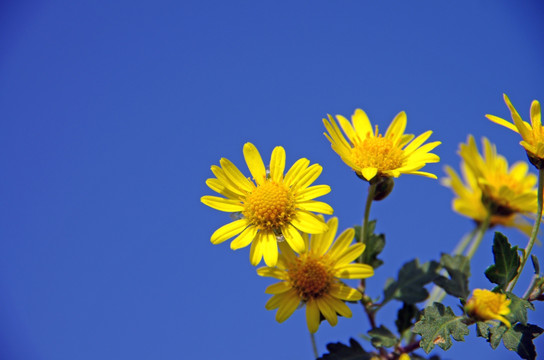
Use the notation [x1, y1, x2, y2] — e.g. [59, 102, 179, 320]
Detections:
[426, 227, 479, 306]
[464, 210, 492, 261]
[360, 182, 376, 262]
[310, 331, 318, 359]
[507, 168, 544, 292]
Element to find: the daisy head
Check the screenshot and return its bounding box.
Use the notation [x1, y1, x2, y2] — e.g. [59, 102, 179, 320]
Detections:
[257, 217, 374, 333]
[323, 108, 440, 182]
[201, 143, 333, 267]
[486, 94, 544, 168]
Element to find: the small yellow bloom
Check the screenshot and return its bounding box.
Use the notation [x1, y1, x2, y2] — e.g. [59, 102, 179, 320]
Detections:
[257, 217, 374, 333]
[323, 108, 440, 181]
[442, 151, 533, 235]
[457, 135, 537, 217]
[486, 94, 544, 167]
[465, 289, 511, 327]
[399, 354, 410, 360]
[201, 143, 333, 267]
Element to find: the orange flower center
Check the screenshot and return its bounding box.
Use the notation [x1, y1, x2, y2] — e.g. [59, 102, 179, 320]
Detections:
[288, 255, 333, 301]
[243, 180, 296, 231]
[351, 135, 404, 171]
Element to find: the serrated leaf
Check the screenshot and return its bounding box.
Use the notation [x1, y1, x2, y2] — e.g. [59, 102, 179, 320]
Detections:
[476, 321, 490, 340]
[433, 254, 471, 299]
[355, 222, 385, 269]
[412, 303, 469, 353]
[383, 259, 440, 304]
[318, 338, 372, 360]
[368, 325, 398, 348]
[502, 323, 544, 360]
[485, 232, 520, 289]
[396, 302, 419, 336]
[489, 323, 508, 349]
[506, 292, 534, 326]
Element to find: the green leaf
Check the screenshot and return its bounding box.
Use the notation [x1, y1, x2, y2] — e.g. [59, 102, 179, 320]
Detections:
[489, 324, 508, 349]
[412, 303, 469, 353]
[396, 302, 419, 336]
[502, 323, 544, 360]
[317, 338, 373, 360]
[383, 259, 440, 304]
[368, 325, 398, 348]
[476, 321, 491, 340]
[506, 292, 534, 326]
[355, 221, 385, 269]
[433, 254, 471, 299]
[484, 232, 520, 289]
[531, 254, 539, 274]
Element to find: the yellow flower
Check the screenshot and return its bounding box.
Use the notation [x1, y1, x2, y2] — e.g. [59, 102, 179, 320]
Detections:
[442, 162, 533, 235]
[457, 135, 537, 217]
[257, 217, 374, 333]
[323, 108, 440, 181]
[465, 289, 511, 327]
[399, 354, 410, 360]
[486, 94, 544, 166]
[201, 143, 333, 267]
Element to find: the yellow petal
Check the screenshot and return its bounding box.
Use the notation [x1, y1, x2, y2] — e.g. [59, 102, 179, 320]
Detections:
[282, 224, 306, 254]
[329, 283, 363, 301]
[296, 185, 331, 201]
[334, 263, 374, 279]
[275, 290, 300, 323]
[385, 111, 407, 140]
[336, 114, 357, 142]
[284, 158, 310, 186]
[270, 146, 286, 182]
[291, 210, 328, 234]
[291, 164, 322, 190]
[316, 297, 337, 326]
[328, 228, 355, 259]
[243, 142, 266, 185]
[306, 300, 320, 333]
[249, 234, 264, 266]
[230, 225, 258, 250]
[361, 167, 378, 181]
[201, 195, 244, 212]
[486, 114, 519, 133]
[324, 294, 352, 318]
[296, 200, 333, 215]
[265, 281, 292, 294]
[210, 219, 249, 244]
[257, 266, 287, 280]
[262, 231, 279, 267]
[334, 243, 366, 265]
[311, 217, 338, 256]
[351, 108, 372, 137]
[220, 158, 253, 192]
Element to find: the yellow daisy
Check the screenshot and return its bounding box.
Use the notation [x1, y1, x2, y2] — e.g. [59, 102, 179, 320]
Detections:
[442, 162, 533, 235]
[458, 135, 537, 216]
[201, 143, 333, 267]
[323, 108, 441, 181]
[486, 94, 544, 167]
[257, 217, 374, 333]
[465, 289, 511, 327]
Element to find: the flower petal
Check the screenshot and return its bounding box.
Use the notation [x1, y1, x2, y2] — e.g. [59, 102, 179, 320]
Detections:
[243, 142, 266, 185]
[201, 195, 244, 212]
[285, 158, 310, 187]
[334, 263, 374, 279]
[312, 217, 338, 256]
[316, 297, 338, 326]
[265, 281, 292, 294]
[210, 219, 249, 244]
[351, 108, 372, 137]
[230, 225, 258, 250]
[270, 146, 286, 182]
[334, 243, 366, 265]
[361, 167, 378, 181]
[329, 283, 363, 301]
[220, 158, 254, 192]
[275, 290, 300, 323]
[306, 300, 320, 333]
[262, 231, 279, 267]
[296, 201, 333, 215]
[291, 210, 328, 234]
[257, 266, 287, 280]
[296, 185, 331, 201]
[282, 224, 306, 254]
[249, 234, 264, 266]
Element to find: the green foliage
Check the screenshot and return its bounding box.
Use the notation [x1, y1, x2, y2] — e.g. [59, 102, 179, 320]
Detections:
[317, 338, 373, 360]
[383, 259, 440, 304]
[484, 232, 521, 289]
[412, 303, 469, 353]
[354, 221, 385, 269]
[433, 253, 471, 299]
[395, 302, 419, 336]
[368, 325, 398, 348]
[506, 292, 534, 326]
[502, 324, 544, 360]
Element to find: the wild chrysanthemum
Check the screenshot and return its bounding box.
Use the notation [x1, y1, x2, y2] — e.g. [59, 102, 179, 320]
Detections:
[257, 217, 374, 333]
[323, 108, 440, 181]
[442, 163, 532, 235]
[201, 143, 333, 267]
[486, 94, 544, 168]
[458, 135, 537, 217]
[465, 289, 511, 327]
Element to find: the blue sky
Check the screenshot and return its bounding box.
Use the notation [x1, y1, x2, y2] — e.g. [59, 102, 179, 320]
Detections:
[1, 1, 543, 359]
